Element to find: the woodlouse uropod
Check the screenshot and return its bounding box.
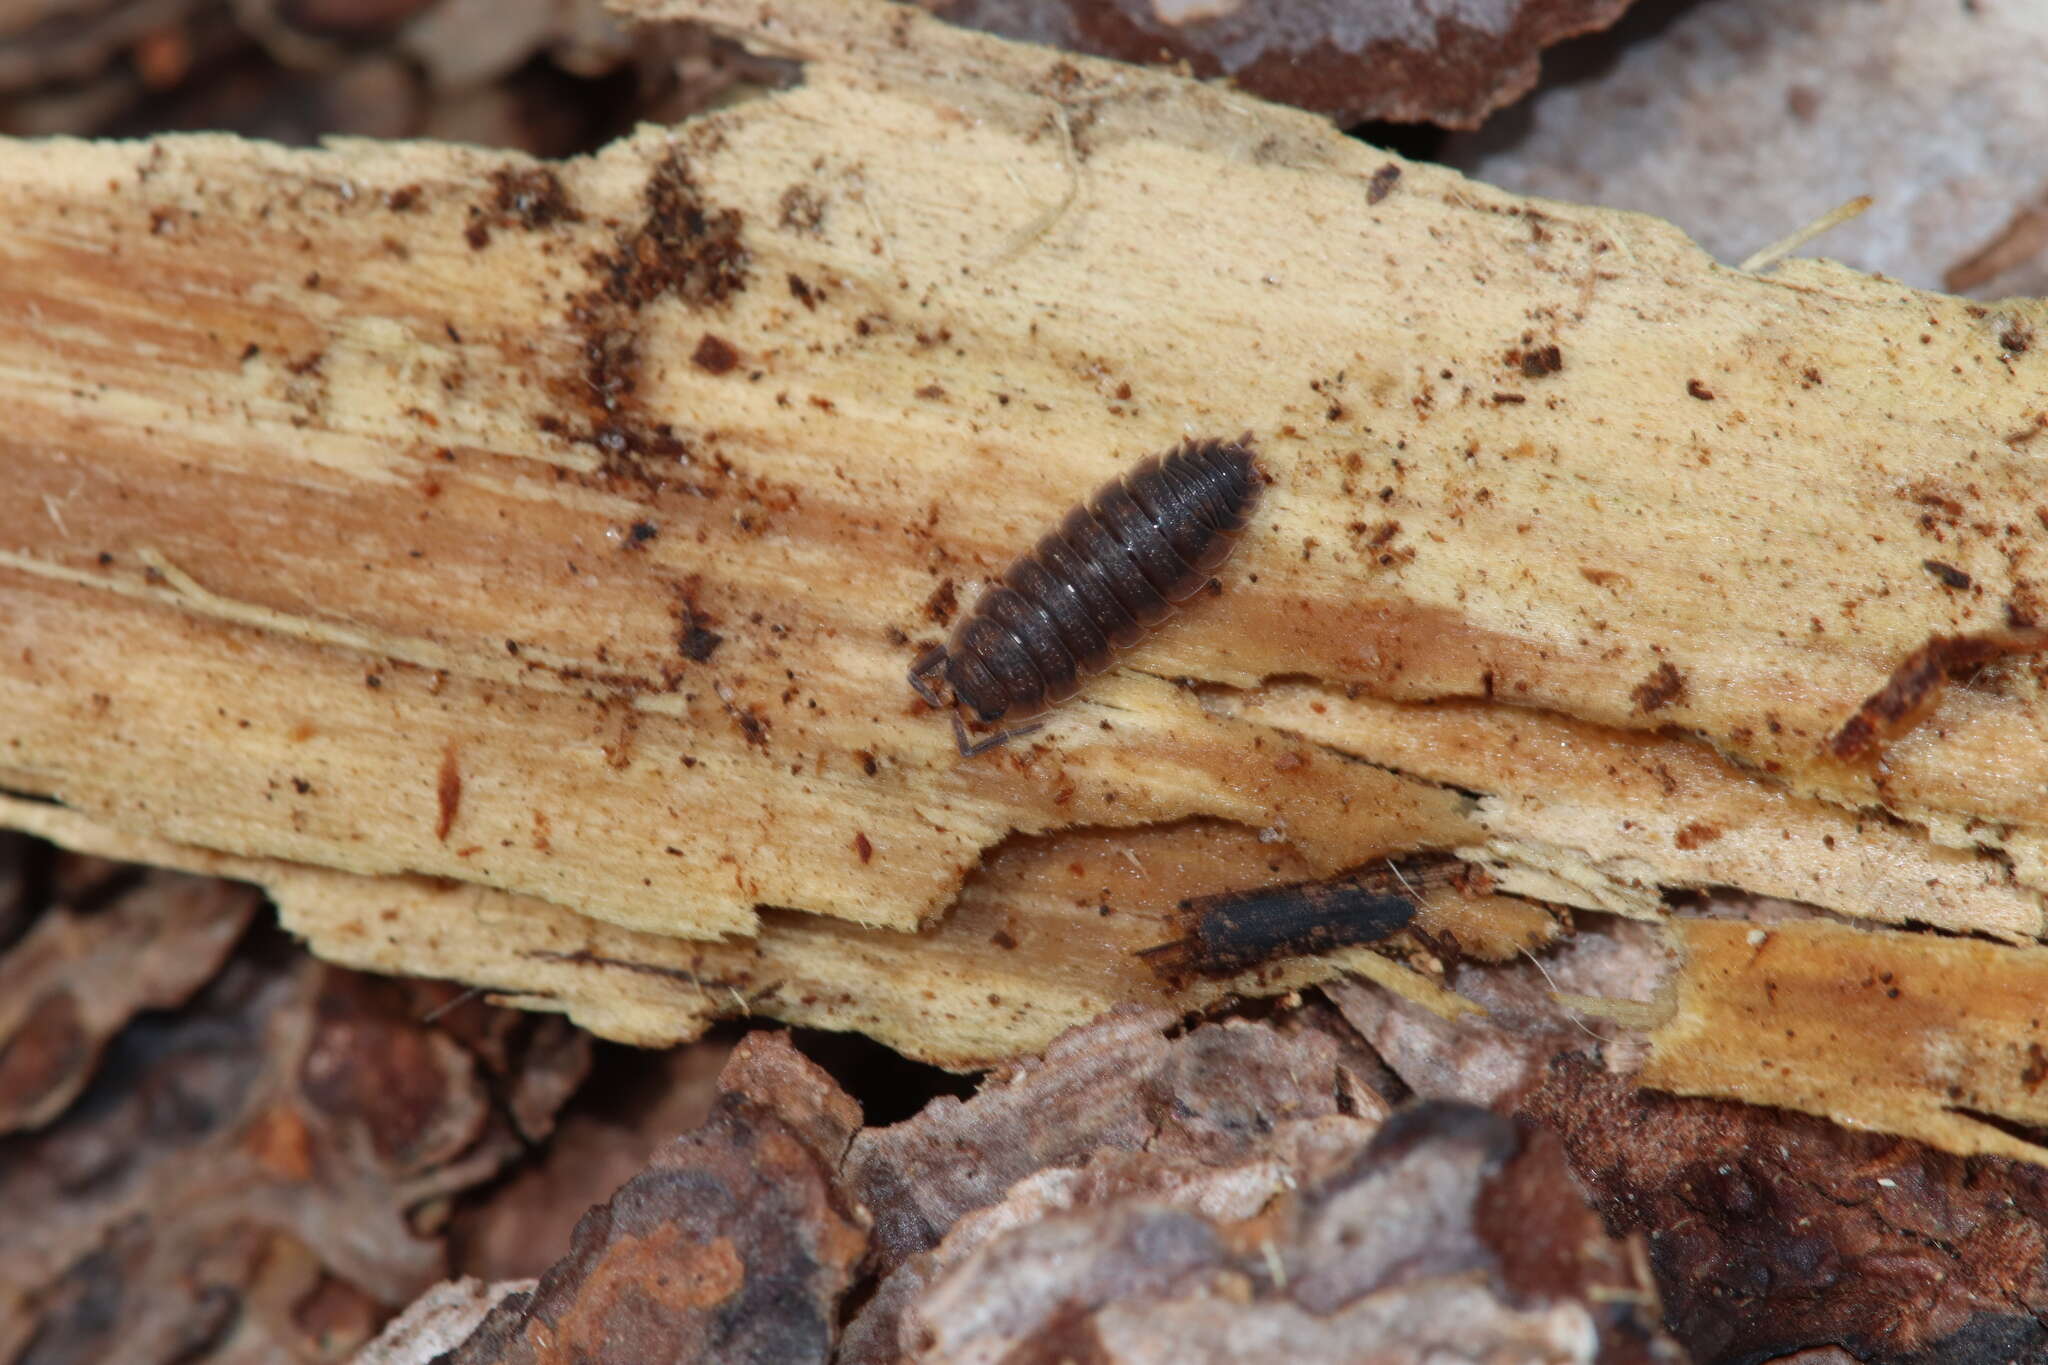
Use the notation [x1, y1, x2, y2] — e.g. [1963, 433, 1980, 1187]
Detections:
[909, 435, 1265, 756]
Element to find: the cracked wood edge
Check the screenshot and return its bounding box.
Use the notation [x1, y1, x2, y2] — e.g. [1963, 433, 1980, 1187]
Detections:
[0, 793, 1474, 1066]
[17, 780, 2048, 1166]
[1215, 684, 2044, 940]
[1646, 917, 2048, 1166]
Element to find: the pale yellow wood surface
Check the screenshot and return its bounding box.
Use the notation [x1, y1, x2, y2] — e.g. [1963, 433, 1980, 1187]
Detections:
[1647, 917, 2048, 1164]
[0, 126, 1468, 942]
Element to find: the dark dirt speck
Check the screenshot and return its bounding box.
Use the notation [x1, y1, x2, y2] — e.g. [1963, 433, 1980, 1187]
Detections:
[778, 184, 826, 235]
[1922, 559, 1972, 591]
[488, 166, 581, 230]
[692, 333, 740, 375]
[587, 151, 748, 311]
[1631, 661, 1688, 713]
[1515, 344, 1563, 378]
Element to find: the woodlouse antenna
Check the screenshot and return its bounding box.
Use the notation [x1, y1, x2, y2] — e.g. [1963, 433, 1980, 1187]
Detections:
[907, 644, 948, 709]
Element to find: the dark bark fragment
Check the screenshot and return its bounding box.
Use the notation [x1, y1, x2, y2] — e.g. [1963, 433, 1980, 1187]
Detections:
[1521, 1056, 2048, 1365]
[889, 1099, 1679, 1363]
[924, 0, 1640, 129]
[439, 1031, 867, 1365]
[841, 1008, 1387, 1363]
[0, 837, 582, 1365]
[845, 1008, 1369, 1277]
[0, 869, 258, 1132]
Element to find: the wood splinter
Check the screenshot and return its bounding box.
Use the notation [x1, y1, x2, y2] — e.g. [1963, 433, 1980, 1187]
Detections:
[1828, 627, 2048, 761]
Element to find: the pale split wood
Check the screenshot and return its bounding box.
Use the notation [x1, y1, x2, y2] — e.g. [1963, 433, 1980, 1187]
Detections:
[1, 0, 2047, 1153]
[1216, 684, 2044, 940]
[1646, 918, 2048, 1166]
[0, 793, 1474, 1066]
[0, 129, 1471, 940]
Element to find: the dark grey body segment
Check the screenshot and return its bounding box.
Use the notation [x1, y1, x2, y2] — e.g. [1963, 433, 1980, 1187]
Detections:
[909, 436, 1263, 756]
[1137, 856, 1460, 983]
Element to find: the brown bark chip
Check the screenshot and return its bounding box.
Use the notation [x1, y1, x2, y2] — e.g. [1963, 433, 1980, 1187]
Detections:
[888, 1100, 1678, 1364]
[0, 933, 554, 1364]
[829, 1001, 1688, 1362]
[1521, 1057, 2048, 1365]
[0, 869, 258, 1132]
[841, 1008, 1387, 1362]
[439, 1031, 868, 1364]
[450, 1040, 731, 1284]
[844, 1008, 1370, 1276]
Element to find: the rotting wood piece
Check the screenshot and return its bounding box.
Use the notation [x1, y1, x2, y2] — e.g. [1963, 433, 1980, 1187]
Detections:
[4, 1, 2046, 949]
[1643, 916, 2048, 1165]
[0, 795, 1481, 1067]
[2, 0, 2048, 1154]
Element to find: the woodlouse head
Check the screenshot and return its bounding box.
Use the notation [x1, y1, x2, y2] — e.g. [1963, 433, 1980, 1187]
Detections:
[942, 626, 1015, 724]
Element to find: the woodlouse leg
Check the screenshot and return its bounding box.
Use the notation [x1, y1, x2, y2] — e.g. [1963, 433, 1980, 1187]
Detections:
[954, 715, 1044, 757]
[907, 645, 948, 709]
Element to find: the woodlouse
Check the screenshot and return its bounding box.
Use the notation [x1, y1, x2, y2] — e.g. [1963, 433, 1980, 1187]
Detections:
[1137, 855, 1458, 984]
[910, 435, 1264, 755]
